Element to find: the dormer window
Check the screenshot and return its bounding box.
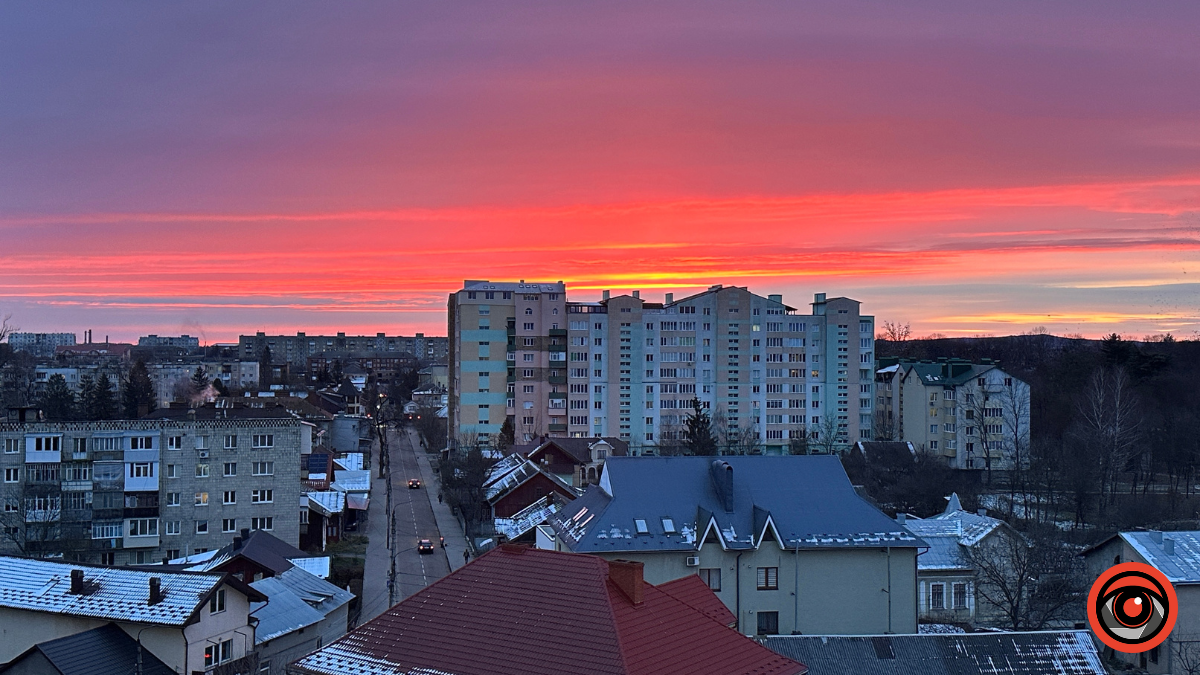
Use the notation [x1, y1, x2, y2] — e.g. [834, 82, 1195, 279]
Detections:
[661, 518, 676, 534]
[634, 519, 649, 535]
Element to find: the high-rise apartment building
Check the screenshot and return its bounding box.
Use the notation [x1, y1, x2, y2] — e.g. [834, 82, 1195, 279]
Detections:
[239, 332, 448, 370]
[0, 405, 306, 564]
[449, 281, 874, 454]
[7, 332, 77, 357]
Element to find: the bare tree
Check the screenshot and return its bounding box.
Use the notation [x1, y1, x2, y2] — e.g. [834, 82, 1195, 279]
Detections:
[1077, 367, 1142, 513]
[962, 532, 1086, 630]
[809, 415, 841, 455]
[872, 407, 896, 441]
[0, 313, 14, 343]
[1174, 638, 1200, 675]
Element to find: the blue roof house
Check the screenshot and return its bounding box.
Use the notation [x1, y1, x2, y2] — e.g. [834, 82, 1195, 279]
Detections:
[548, 455, 924, 636]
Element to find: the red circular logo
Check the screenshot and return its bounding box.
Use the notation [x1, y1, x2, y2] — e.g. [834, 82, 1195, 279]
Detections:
[1087, 562, 1177, 653]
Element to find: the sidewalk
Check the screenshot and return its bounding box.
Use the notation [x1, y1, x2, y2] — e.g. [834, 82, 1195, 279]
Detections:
[359, 435, 393, 624]
[410, 428, 471, 572]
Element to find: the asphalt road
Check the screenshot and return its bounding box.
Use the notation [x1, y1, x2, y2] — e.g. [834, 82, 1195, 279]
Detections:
[359, 425, 451, 621]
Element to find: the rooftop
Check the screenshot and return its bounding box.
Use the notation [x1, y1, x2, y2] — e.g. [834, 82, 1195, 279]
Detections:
[903, 494, 1009, 571]
[292, 546, 805, 675]
[551, 456, 923, 553]
[144, 403, 298, 421]
[5, 623, 175, 675]
[1112, 531, 1200, 584]
[760, 631, 1105, 675]
[0, 556, 258, 626]
[251, 567, 354, 643]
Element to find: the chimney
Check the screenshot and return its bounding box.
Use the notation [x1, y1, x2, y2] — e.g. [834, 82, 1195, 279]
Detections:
[70, 569, 84, 594]
[710, 460, 735, 513]
[1150, 530, 1163, 544]
[608, 560, 644, 606]
[602, 290, 610, 301]
[665, 293, 674, 304]
[148, 577, 162, 605]
[240, 527, 251, 542]
[977, 508, 987, 517]
[1165, 537, 1176, 555]
[233, 536, 243, 549]
[896, 513, 906, 524]
[632, 290, 640, 299]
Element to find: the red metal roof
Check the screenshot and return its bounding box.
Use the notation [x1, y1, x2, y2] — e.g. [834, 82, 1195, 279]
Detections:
[656, 574, 738, 627]
[293, 546, 805, 675]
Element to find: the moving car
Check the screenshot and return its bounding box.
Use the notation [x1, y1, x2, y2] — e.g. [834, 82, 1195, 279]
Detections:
[408, 479, 421, 489]
[417, 539, 434, 554]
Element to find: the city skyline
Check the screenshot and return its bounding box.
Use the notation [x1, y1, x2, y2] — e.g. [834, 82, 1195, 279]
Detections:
[3, 2, 1199, 341]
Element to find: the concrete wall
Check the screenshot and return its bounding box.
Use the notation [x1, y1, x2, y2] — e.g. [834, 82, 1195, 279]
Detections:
[575, 543, 918, 636]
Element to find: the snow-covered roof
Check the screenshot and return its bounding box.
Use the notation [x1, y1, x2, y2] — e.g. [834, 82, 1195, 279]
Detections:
[308, 491, 346, 516]
[289, 556, 332, 579]
[334, 453, 364, 471]
[0, 556, 225, 626]
[331, 469, 371, 493]
[251, 567, 353, 643]
[1121, 531, 1200, 584]
[904, 494, 1008, 571]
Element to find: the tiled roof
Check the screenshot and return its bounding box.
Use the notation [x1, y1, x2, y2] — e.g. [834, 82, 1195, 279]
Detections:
[760, 631, 1105, 675]
[551, 456, 922, 554]
[251, 567, 353, 643]
[0, 556, 223, 626]
[12, 623, 175, 675]
[292, 546, 806, 675]
[1120, 531, 1200, 584]
[656, 575, 737, 627]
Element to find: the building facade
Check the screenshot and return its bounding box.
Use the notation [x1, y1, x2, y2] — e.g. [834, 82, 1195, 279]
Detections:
[874, 359, 1031, 470]
[239, 332, 448, 370]
[449, 280, 874, 455]
[0, 405, 307, 565]
[7, 332, 77, 357]
[138, 334, 201, 349]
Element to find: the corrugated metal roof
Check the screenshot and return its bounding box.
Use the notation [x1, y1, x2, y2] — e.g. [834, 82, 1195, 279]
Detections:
[760, 631, 1105, 675]
[332, 469, 371, 493]
[251, 567, 353, 643]
[0, 556, 222, 626]
[309, 491, 346, 516]
[906, 507, 1006, 571]
[1122, 531, 1200, 584]
[550, 456, 922, 554]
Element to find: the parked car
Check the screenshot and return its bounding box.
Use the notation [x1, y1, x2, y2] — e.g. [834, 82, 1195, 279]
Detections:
[418, 539, 434, 554]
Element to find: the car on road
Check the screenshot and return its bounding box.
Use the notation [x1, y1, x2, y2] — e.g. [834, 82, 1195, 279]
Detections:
[417, 539, 434, 554]
[408, 478, 421, 489]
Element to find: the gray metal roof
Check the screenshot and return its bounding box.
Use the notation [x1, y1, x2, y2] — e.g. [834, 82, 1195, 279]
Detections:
[761, 631, 1105, 675]
[13, 623, 176, 675]
[1122, 531, 1200, 584]
[550, 456, 923, 553]
[906, 503, 1007, 571]
[251, 567, 353, 643]
[0, 556, 222, 626]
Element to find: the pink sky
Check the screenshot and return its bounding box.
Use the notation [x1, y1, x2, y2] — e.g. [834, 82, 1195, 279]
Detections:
[2, 2, 1198, 342]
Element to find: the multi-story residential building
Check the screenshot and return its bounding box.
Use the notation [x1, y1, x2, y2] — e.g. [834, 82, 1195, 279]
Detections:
[138, 334, 201, 349]
[875, 358, 1030, 471]
[147, 359, 261, 405]
[7, 332, 77, 357]
[239, 332, 448, 371]
[449, 280, 874, 454]
[0, 404, 307, 565]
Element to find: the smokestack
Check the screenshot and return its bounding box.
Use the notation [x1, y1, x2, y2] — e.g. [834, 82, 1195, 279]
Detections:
[148, 577, 162, 605]
[608, 560, 644, 606]
[70, 569, 85, 594]
[1165, 537, 1176, 555]
[710, 460, 734, 513]
[665, 293, 673, 304]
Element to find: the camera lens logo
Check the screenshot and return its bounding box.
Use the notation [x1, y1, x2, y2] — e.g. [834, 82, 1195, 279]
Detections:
[1087, 562, 1177, 653]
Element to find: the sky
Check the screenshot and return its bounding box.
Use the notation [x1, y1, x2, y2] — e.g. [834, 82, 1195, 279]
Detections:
[2, 2, 1198, 343]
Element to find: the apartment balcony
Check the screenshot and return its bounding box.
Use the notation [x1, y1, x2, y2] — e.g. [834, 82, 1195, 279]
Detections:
[548, 424, 567, 433]
[548, 375, 566, 385]
[548, 329, 567, 337]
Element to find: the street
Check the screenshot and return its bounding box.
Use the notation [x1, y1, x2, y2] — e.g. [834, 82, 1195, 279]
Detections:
[359, 424, 453, 623]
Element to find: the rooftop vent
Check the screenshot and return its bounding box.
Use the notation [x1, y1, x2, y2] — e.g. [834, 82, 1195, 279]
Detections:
[710, 460, 734, 513]
[896, 513, 906, 524]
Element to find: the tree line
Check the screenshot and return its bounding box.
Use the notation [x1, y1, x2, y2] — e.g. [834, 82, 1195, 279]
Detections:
[31, 361, 160, 421]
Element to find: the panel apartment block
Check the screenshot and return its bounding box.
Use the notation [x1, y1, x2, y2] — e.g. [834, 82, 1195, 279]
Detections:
[0, 406, 306, 565]
[450, 281, 874, 455]
[239, 332, 448, 369]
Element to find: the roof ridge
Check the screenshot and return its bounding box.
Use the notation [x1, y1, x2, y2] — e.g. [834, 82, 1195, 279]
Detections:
[599, 560, 633, 675]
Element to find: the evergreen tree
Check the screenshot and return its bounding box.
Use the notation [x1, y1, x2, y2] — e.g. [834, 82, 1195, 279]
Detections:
[258, 346, 273, 387]
[497, 417, 516, 452]
[90, 373, 117, 420]
[683, 397, 718, 456]
[122, 361, 157, 418]
[38, 373, 75, 420]
[190, 366, 210, 396]
[77, 375, 96, 421]
[212, 378, 229, 397]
